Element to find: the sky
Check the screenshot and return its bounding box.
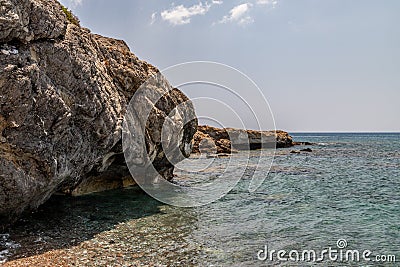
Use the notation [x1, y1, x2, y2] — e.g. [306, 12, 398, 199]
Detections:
[60, 0, 400, 132]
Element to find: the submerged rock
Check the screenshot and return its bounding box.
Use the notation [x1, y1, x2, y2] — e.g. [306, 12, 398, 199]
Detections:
[0, 0, 197, 228]
[206, 153, 231, 159]
[192, 125, 293, 154]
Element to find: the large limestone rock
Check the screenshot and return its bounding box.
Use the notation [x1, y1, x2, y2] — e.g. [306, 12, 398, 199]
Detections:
[192, 125, 293, 154]
[0, 0, 68, 43]
[0, 0, 197, 228]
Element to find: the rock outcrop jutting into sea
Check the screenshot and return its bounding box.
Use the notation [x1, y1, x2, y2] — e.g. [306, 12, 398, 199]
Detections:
[0, 0, 197, 228]
[192, 125, 293, 154]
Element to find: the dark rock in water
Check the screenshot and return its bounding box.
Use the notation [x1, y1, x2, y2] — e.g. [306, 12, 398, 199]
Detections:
[290, 148, 312, 154]
[216, 153, 231, 158]
[192, 125, 294, 154]
[0, 0, 197, 229]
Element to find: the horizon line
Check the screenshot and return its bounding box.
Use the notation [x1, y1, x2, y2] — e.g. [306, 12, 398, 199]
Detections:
[288, 131, 400, 134]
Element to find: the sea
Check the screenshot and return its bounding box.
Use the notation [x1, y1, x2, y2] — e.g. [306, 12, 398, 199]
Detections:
[1, 133, 399, 266]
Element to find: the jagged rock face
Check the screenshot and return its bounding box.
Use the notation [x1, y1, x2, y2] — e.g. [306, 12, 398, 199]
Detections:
[192, 125, 293, 154]
[0, 0, 67, 43]
[0, 0, 197, 228]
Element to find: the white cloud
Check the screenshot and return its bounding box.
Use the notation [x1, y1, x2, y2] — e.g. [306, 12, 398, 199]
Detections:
[256, 0, 278, 8]
[160, 3, 212, 26]
[156, 0, 278, 27]
[219, 3, 254, 25]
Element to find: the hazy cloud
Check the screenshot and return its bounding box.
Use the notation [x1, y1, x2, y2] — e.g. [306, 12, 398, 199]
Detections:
[150, 12, 157, 25]
[219, 3, 254, 25]
[256, 0, 278, 8]
[66, 0, 83, 7]
[160, 2, 212, 26]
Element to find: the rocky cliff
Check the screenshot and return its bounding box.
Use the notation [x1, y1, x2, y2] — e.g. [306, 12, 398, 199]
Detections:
[0, 0, 197, 229]
[193, 125, 293, 154]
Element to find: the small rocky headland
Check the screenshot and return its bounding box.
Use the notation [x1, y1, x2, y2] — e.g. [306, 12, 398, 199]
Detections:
[0, 0, 307, 265]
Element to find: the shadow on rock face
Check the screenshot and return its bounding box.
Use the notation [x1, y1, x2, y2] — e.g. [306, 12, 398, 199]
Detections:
[2, 187, 161, 261]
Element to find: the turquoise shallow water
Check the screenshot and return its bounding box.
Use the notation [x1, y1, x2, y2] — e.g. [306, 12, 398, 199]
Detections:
[2, 133, 400, 266]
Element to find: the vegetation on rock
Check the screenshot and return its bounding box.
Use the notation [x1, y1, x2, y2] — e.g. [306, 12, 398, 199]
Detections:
[61, 5, 80, 26]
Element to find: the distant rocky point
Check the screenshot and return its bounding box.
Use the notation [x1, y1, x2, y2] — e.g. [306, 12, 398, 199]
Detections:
[192, 125, 294, 154]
